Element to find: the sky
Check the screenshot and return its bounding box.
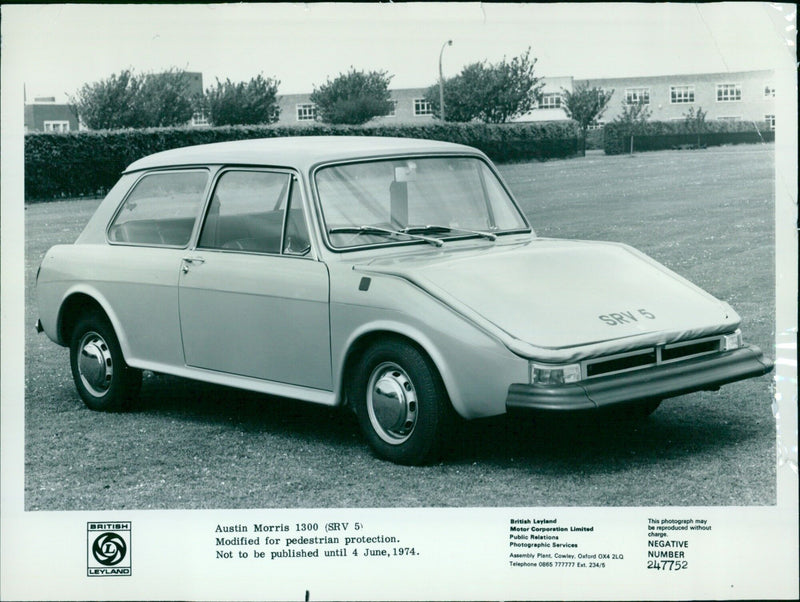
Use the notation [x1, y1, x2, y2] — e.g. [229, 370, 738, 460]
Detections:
[2, 2, 796, 102]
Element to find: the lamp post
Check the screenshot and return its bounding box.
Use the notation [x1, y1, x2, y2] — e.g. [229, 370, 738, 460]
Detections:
[438, 39, 453, 121]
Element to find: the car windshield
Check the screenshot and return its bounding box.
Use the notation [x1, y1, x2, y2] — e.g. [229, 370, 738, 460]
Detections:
[315, 156, 529, 249]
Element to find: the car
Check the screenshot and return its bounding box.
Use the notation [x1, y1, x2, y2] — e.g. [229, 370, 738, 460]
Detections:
[35, 136, 773, 465]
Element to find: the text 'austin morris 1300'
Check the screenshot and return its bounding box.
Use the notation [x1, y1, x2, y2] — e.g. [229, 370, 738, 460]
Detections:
[36, 137, 773, 464]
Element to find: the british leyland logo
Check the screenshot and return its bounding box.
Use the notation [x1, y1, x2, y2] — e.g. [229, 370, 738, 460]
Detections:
[87, 522, 131, 576]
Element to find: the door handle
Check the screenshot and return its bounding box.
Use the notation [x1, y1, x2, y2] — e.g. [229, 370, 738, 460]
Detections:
[181, 256, 205, 273]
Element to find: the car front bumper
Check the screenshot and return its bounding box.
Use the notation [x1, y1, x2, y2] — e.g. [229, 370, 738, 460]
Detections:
[506, 345, 773, 412]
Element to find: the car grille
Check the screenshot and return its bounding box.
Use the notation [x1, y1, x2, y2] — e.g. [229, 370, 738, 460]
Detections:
[582, 335, 725, 379]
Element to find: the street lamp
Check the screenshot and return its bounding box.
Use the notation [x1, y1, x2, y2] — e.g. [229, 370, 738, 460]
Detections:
[438, 39, 453, 121]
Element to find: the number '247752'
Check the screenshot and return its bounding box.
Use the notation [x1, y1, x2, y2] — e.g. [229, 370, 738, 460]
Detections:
[648, 560, 688, 571]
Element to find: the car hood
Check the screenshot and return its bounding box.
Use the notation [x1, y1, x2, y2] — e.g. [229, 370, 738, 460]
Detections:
[356, 238, 739, 362]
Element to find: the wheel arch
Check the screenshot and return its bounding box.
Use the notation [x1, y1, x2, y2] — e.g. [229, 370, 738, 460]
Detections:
[337, 324, 466, 418]
[56, 289, 131, 359]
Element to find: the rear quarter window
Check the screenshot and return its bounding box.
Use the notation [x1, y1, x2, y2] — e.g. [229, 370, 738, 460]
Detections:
[107, 170, 208, 247]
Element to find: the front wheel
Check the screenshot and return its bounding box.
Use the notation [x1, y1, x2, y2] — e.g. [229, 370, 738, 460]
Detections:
[69, 312, 142, 411]
[351, 340, 453, 465]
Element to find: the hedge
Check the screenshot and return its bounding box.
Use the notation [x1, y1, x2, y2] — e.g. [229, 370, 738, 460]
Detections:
[25, 121, 579, 201]
[584, 128, 604, 151]
[603, 119, 774, 155]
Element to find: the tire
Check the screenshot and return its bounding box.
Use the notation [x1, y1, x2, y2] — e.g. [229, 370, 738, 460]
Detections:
[351, 339, 453, 465]
[69, 312, 142, 411]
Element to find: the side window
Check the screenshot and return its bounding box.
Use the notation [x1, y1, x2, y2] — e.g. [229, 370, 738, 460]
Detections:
[198, 170, 310, 256]
[283, 178, 311, 256]
[108, 171, 208, 246]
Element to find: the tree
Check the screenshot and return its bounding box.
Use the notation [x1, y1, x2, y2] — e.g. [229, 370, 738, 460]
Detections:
[204, 74, 281, 126]
[423, 48, 543, 124]
[613, 99, 652, 154]
[310, 68, 394, 125]
[683, 106, 708, 148]
[71, 69, 196, 129]
[71, 69, 141, 129]
[561, 83, 614, 156]
[137, 69, 198, 128]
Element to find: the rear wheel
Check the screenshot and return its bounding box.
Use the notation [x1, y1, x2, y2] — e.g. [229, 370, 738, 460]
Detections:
[69, 312, 141, 411]
[352, 340, 453, 465]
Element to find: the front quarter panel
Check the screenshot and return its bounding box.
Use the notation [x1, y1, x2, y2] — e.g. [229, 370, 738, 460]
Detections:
[329, 264, 528, 419]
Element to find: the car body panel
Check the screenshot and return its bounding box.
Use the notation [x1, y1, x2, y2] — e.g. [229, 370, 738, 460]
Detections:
[178, 250, 332, 389]
[327, 262, 528, 418]
[39, 244, 186, 366]
[123, 136, 480, 176]
[74, 174, 141, 245]
[354, 236, 740, 363]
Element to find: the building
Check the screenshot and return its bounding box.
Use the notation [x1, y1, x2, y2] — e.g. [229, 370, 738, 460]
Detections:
[273, 69, 775, 130]
[24, 97, 80, 133]
[526, 76, 573, 123]
[581, 69, 776, 129]
[515, 69, 776, 130]
[183, 72, 209, 126]
[275, 87, 436, 126]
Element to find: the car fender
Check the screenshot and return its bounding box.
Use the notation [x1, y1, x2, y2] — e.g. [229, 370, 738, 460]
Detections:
[55, 283, 134, 359]
[330, 269, 528, 419]
[335, 318, 474, 416]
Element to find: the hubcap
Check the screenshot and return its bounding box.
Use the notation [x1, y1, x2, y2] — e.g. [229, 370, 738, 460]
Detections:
[366, 362, 418, 445]
[77, 331, 113, 397]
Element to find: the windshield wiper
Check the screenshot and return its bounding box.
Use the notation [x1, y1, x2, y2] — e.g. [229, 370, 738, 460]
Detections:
[402, 224, 497, 241]
[328, 225, 443, 247]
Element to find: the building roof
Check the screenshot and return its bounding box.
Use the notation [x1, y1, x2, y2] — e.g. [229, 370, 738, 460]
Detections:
[124, 136, 481, 173]
[575, 68, 774, 87]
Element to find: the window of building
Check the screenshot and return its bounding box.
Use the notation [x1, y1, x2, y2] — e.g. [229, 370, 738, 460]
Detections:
[191, 111, 210, 127]
[765, 115, 775, 130]
[625, 88, 650, 105]
[296, 104, 316, 122]
[716, 116, 742, 122]
[43, 120, 70, 133]
[413, 99, 433, 116]
[538, 93, 562, 109]
[764, 84, 776, 98]
[387, 99, 398, 116]
[670, 86, 695, 104]
[107, 171, 208, 247]
[716, 84, 742, 102]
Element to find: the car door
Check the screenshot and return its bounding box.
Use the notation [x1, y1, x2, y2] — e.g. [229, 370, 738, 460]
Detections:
[178, 168, 332, 391]
[104, 169, 211, 367]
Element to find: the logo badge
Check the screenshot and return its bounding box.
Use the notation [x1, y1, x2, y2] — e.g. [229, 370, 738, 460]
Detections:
[87, 522, 131, 577]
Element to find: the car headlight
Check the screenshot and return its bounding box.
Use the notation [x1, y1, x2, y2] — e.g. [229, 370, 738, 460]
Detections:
[530, 362, 582, 385]
[722, 330, 743, 351]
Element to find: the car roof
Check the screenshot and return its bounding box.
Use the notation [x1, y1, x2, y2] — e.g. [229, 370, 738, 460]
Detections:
[124, 136, 483, 173]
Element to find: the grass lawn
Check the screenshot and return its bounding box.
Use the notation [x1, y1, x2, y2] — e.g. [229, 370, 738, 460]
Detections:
[24, 143, 775, 509]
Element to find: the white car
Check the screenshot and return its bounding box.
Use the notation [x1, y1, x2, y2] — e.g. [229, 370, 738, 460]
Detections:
[36, 136, 773, 464]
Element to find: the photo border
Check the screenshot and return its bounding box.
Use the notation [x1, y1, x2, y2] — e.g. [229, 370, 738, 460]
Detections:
[2, 4, 797, 600]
